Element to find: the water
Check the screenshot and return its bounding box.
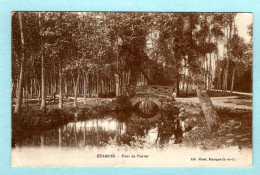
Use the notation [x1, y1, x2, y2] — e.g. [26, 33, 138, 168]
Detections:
[14, 104, 182, 148]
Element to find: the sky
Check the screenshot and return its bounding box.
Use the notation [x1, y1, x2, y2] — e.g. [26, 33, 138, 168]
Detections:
[217, 13, 252, 59]
[235, 13, 253, 43]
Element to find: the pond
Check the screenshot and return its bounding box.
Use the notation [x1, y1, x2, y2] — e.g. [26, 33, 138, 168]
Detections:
[14, 106, 183, 148]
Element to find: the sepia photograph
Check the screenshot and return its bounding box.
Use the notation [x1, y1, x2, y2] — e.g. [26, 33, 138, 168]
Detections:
[11, 12, 253, 166]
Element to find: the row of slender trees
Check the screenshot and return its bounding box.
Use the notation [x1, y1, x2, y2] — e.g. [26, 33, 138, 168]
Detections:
[12, 12, 252, 131]
[214, 26, 252, 93]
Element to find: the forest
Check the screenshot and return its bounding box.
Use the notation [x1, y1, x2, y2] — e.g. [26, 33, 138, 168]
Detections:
[12, 12, 252, 144]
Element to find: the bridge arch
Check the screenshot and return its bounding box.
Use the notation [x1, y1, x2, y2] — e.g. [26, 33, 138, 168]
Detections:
[130, 96, 163, 108]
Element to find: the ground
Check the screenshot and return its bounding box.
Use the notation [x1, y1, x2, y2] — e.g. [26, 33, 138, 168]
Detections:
[178, 101, 252, 149]
[177, 96, 252, 110]
[175, 92, 252, 149]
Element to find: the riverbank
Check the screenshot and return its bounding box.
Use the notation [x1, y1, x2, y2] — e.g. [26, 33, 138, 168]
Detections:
[12, 97, 132, 145]
[12, 95, 252, 150]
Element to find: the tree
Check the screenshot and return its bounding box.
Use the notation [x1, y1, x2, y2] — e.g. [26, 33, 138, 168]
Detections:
[152, 13, 222, 131]
[14, 12, 25, 114]
[183, 13, 220, 132]
[106, 13, 152, 90]
[221, 13, 236, 93]
[13, 12, 249, 132]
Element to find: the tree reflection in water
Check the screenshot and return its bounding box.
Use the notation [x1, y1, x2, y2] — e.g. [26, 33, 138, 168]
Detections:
[16, 104, 182, 148]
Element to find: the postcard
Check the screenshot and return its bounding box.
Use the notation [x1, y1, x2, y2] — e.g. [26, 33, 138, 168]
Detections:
[10, 11, 253, 167]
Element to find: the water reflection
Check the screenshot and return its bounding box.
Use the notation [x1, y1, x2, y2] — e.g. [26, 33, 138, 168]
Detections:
[133, 100, 160, 118]
[139, 100, 158, 115]
[16, 110, 183, 148]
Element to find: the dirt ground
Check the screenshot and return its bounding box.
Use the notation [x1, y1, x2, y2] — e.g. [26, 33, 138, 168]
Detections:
[177, 96, 252, 110]
[178, 97, 252, 149]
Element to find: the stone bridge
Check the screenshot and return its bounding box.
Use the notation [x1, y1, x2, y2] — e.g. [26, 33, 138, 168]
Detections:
[125, 85, 174, 109]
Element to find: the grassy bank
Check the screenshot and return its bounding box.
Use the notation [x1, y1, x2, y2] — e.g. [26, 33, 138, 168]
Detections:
[180, 102, 252, 149]
[12, 96, 132, 145]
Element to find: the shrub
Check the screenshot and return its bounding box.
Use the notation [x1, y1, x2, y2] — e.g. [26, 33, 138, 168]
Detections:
[98, 92, 116, 98]
[12, 108, 74, 143]
[115, 95, 132, 111]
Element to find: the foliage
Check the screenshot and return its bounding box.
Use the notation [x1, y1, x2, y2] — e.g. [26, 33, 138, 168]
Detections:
[12, 108, 74, 142]
[229, 34, 247, 60]
[182, 107, 252, 149]
[12, 12, 252, 95]
[114, 95, 132, 111]
[98, 92, 116, 98]
[214, 59, 252, 92]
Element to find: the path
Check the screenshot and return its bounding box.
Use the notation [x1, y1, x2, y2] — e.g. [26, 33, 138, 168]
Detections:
[177, 96, 252, 110]
[74, 95, 252, 110]
[211, 89, 252, 96]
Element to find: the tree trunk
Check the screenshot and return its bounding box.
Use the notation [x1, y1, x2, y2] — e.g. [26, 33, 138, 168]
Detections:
[209, 53, 212, 90]
[204, 54, 208, 89]
[11, 81, 15, 104]
[73, 68, 80, 107]
[182, 73, 186, 92]
[223, 18, 234, 94]
[96, 73, 99, 103]
[195, 84, 220, 132]
[176, 74, 180, 97]
[115, 74, 120, 96]
[14, 12, 25, 114]
[22, 88, 25, 105]
[185, 80, 189, 95]
[25, 83, 29, 106]
[185, 14, 220, 132]
[83, 72, 87, 105]
[65, 77, 68, 94]
[101, 79, 104, 94]
[231, 68, 235, 93]
[39, 12, 46, 112]
[58, 60, 63, 109]
[53, 78, 57, 95]
[222, 69, 225, 92]
[30, 79, 33, 98]
[223, 60, 229, 93]
[40, 54, 46, 111]
[58, 127, 62, 148]
[217, 68, 221, 90]
[40, 135, 44, 147]
[38, 88, 41, 104]
[15, 80, 18, 97]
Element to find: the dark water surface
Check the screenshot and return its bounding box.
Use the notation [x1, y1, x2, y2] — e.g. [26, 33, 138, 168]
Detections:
[15, 102, 182, 148]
